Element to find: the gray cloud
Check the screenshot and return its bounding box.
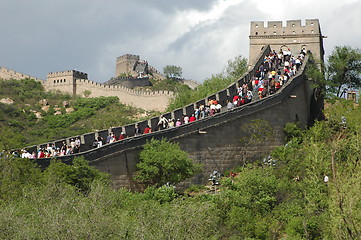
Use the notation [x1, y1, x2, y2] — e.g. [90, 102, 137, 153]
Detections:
[0, 0, 360, 83]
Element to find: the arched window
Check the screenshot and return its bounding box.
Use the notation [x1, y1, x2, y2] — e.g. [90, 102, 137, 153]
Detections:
[255, 32, 258, 35]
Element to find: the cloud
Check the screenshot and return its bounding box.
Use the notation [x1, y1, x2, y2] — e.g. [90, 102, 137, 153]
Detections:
[0, 0, 360, 83]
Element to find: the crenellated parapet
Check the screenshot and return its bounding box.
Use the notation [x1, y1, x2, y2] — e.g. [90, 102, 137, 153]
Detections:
[250, 19, 321, 37]
[47, 70, 88, 79]
[75, 78, 173, 97]
[249, 19, 325, 67]
[0, 66, 44, 82]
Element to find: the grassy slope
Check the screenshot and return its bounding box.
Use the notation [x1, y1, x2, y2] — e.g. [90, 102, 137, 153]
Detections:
[0, 78, 158, 150]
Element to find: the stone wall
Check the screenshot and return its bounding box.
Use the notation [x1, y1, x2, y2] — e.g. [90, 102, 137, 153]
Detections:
[104, 76, 151, 89]
[34, 52, 316, 190]
[32, 46, 322, 190]
[0, 66, 43, 82]
[74, 79, 173, 111]
[249, 19, 325, 67]
[115, 54, 140, 77]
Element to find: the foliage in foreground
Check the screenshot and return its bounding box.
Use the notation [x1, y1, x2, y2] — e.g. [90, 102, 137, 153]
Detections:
[326, 45, 361, 97]
[1, 100, 361, 239]
[135, 138, 202, 187]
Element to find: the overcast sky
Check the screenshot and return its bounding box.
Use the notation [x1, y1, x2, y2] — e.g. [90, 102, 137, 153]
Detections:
[1, 0, 360, 83]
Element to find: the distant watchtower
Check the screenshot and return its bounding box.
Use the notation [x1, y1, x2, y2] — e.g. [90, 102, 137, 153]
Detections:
[115, 54, 140, 77]
[249, 19, 325, 67]
[46, 70, 88, 96]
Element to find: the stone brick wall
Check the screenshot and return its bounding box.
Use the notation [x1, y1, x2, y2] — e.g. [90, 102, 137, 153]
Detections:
[0, 66, 43, 82]
[33, 46, 322, 190]
[35, 55, 316, 190]
[74, 79, 173, 111]
[104, 76, 151, 89]
[249, 19, 325, 67]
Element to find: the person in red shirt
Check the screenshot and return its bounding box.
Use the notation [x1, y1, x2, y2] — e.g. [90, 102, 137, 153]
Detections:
[275, 81, 281, 91]
[37, 149, 45, 158]
[118, 132, 126, 140]
[189, 114, 196, 122]
[143, 125, 152, 134]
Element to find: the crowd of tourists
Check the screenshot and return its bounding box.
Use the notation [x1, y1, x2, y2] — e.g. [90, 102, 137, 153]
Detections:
[14, 138, 81, 159]
[253, 48, 306, 98]
[16, 48, 305, 159]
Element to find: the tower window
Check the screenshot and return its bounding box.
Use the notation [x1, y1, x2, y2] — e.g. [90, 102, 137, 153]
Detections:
[311, 30, 314, 34]
[273, 25, 276, 28]
[293, 31, 296, 34]
[292, 24, 295, 27]
[273, 31, 277, 35]
[311, 22, 314, 26]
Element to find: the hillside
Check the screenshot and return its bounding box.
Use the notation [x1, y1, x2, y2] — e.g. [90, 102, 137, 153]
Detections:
[0, 99, 360, 239]
[0, 78, 158, 150]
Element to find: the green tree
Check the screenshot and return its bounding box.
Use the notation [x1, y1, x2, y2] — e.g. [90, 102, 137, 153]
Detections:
[163, 65, 182, 79]
[43, 157, 109, 193]
[326, 46, 361, 97]
[225, 55, 248, 79]
[0, 155, 43, 199]
[0, 125, 25, 151]
[82, 89, 92, 98]
[135, 138, 201, 187]
[167, 55, 247, 111]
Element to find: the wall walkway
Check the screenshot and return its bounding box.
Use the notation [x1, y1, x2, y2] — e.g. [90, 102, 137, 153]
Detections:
[31, 46, 321, 190]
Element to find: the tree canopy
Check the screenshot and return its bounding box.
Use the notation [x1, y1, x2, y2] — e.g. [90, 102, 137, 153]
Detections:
[135, 138, 201, 187]
[225, 55, 248, 79]
[163, 65, 182, 79]
[167, 55, 248, 111]
[326, 46, 361, 97]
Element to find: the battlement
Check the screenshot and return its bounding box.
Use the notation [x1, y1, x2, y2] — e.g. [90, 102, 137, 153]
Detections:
[0, 66, 43, 82]
[116, 54, 140, 62]
[76, 78, 173, 97]
[250, 19, 321, 37]
[248, 19, 324, 67]
[47, 70, 88, 79]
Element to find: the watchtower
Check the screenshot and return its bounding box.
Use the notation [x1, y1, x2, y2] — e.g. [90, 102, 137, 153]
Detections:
[249, 19, 325, 66]
[115, 54, 140, 77]
[45, 70, 88, 96]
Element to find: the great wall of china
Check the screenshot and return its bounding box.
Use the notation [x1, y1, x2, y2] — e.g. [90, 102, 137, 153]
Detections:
[2, 19, 325, 190]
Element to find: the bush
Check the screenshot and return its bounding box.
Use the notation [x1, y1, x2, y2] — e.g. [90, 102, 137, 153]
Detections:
[44, 157, 109, 193]
[135, 138, 202, 187]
